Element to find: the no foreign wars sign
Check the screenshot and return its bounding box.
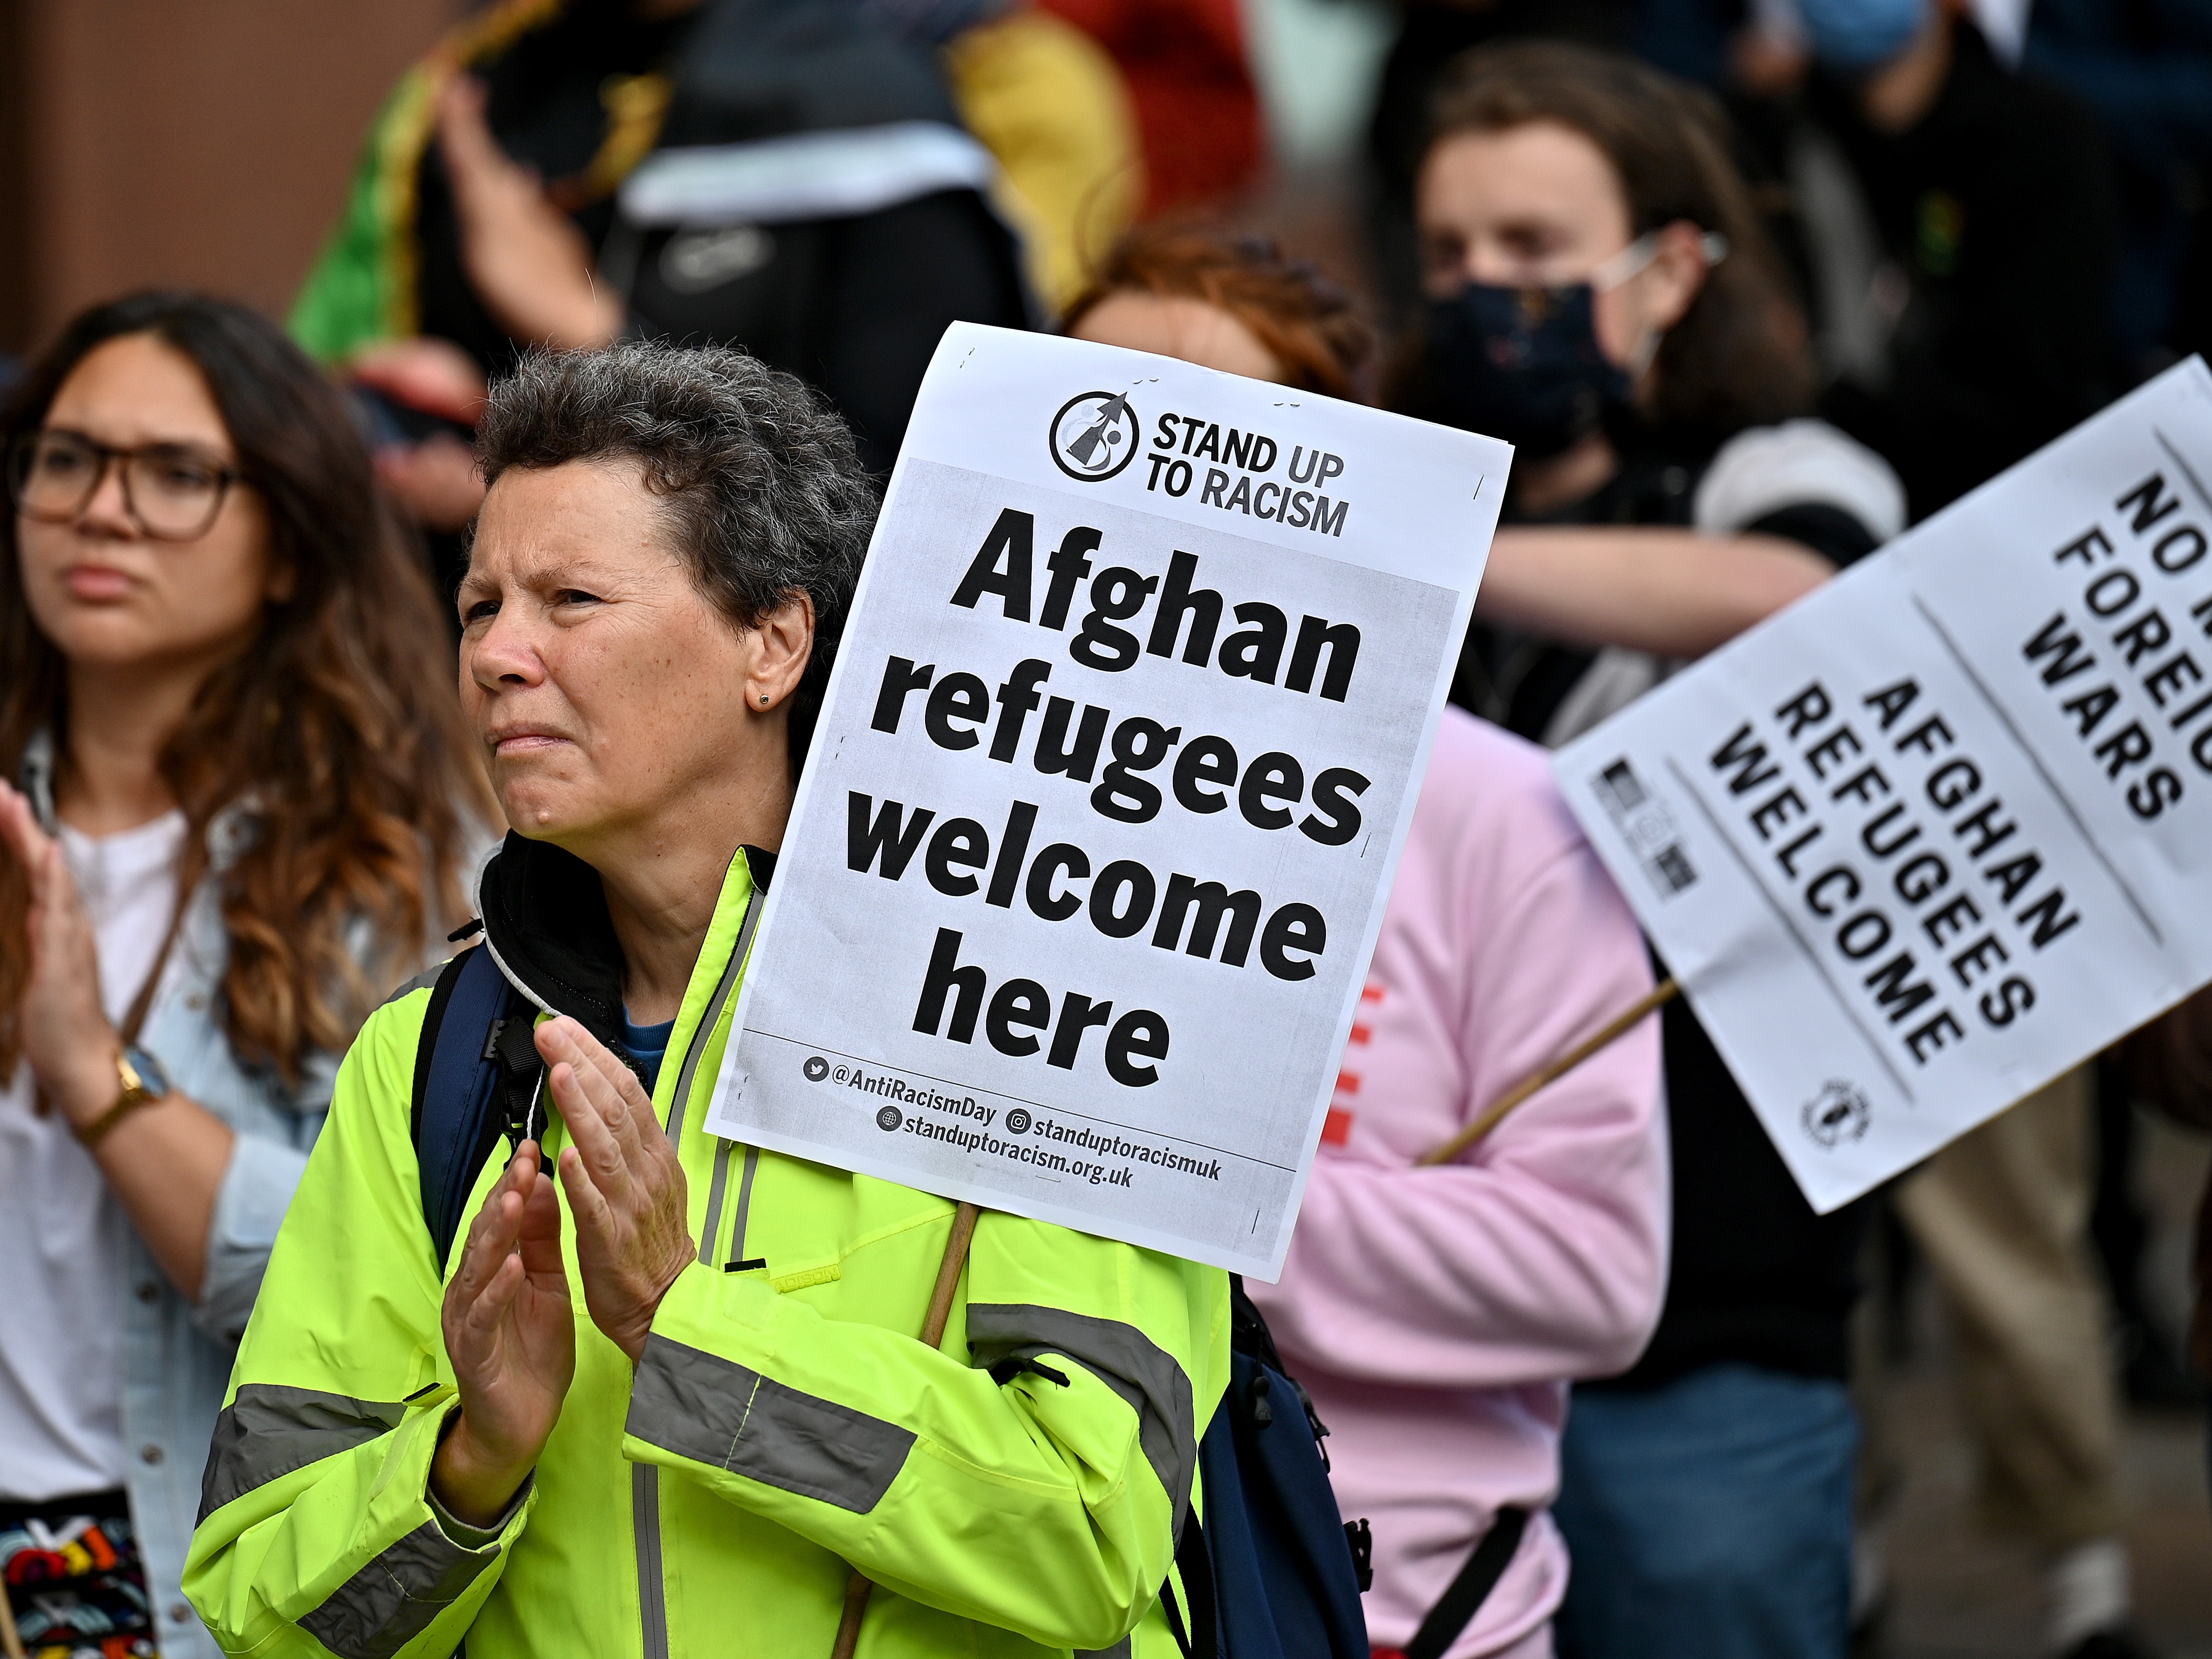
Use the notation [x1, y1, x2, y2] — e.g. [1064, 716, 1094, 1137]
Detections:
[705, 324, 1508, 1278]
[1556, 359, 2212, 1213]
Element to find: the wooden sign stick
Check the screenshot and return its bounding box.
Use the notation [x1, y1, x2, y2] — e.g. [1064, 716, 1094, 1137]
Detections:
[829, 1199, 983, 1659]
[822, 976, 1672, 1648]
[1418, 978, 1680, 1168]
[0, 1576, 27, 1659]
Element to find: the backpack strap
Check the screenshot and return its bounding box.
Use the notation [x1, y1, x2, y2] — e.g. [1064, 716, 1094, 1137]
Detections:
[1158, 1509, 1220, 1659]
[410, 946, 529, 1274]
[1401, 1506, 1529, 1659]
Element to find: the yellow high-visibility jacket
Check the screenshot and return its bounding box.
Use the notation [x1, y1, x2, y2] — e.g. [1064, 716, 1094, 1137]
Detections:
[186, 838, 1229, 1657]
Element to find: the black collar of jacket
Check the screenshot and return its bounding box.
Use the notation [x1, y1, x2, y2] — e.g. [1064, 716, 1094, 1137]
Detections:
[477, 832, 777, 1050]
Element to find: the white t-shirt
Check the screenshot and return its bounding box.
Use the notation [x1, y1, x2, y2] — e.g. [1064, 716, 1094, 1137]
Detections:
[0, 809, 185, 1501]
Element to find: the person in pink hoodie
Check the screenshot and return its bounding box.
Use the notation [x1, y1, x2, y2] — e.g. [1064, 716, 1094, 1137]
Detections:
[1248, 710, 1669, 1659]
[1068, 224, 1671, 1659]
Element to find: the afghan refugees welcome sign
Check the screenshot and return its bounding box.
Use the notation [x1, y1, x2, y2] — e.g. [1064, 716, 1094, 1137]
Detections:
[706, 324, 1507, 1277]
[1556, 359, 2212, 1214]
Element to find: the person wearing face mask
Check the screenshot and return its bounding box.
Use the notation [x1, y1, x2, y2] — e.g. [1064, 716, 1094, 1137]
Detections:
[1799, 0, 2117, 522]
[1069, 225, 1671, 1659]
[1393, 43, 1906, 1659]
[0, 294, 496, 1658]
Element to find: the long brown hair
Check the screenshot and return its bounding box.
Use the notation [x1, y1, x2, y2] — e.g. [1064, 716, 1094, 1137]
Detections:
[1064, 224, 1374, 401]
[1419, 41, 1814, 443]
[1, 292, 496, 1084]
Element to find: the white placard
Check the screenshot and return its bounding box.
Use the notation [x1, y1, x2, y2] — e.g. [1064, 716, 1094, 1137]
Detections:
[1556, 359, 2212, 1213]
[704, 323, 1507, 1277]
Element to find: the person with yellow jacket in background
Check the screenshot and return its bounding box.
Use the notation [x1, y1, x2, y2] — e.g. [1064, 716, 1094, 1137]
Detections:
[185, 341, 1228, 1658]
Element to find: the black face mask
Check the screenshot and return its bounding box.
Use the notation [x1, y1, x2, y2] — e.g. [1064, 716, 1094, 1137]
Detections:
[1423, 280, 1632, 458]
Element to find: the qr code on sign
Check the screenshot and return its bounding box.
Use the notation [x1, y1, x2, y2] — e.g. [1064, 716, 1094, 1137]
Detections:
[1650, 843, 1697, 894]
[1592, 759, 1699, 899]
[1598, 760, 1646, 809]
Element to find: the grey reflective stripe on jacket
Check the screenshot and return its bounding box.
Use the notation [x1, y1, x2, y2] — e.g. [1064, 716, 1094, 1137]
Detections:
[380, 963, 446, 1008]
[295, 1518, 504, 1659]
[198, 1384, 410, 1523]
[967, 1303, 1198, 1530]
[638, 875, 760, 1659]
[627, 1333, 916, 1512]
[632, 1464, 671, 1659]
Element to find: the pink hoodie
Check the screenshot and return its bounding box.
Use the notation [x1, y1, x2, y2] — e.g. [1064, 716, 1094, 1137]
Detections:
[1248, 708, 1669, 1658]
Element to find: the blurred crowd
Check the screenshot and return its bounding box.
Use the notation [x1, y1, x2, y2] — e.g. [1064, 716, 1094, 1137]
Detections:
[5, 1, 2212, 1657]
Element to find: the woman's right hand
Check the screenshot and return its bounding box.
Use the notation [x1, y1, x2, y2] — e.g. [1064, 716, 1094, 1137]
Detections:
[432, 1141, 575, 1528]
[0, 780, 124, 1122]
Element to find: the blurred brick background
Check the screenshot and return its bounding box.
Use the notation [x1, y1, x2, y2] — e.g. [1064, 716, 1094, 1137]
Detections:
[0, 0, 456, 354]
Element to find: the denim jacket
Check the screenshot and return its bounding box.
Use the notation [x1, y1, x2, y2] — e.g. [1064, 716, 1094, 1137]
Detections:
[22, 732, 345, 1658]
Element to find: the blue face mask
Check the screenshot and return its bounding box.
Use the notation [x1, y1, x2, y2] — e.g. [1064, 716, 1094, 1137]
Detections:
[1423, 279, 1632, 459]
[1795, 0, 1926, 71]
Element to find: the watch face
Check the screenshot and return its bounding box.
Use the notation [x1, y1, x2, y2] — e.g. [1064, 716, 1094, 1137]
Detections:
[123, 1045, 171, 1098]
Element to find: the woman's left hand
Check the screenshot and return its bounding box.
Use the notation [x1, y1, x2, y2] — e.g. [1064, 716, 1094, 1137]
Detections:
[0, 781, 121, 1124]
[537, 1015, 694, 1363]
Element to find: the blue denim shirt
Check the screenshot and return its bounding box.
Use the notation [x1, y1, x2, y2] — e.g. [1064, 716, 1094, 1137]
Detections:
[23, 734, 340, 1658]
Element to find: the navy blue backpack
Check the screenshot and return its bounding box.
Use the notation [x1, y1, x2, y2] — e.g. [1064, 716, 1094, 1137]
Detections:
[1160, 1279, 1373, 1658]
[411, 945, 1376, 1657]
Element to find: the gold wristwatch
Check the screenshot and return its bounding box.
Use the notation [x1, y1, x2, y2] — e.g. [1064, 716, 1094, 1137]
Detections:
[74, 1045, 172, 1148]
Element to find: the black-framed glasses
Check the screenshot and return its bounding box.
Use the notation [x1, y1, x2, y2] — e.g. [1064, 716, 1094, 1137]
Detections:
[6, 428, 243, 543]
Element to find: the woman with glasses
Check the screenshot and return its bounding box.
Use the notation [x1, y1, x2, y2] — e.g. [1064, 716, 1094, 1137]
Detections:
[0, 292, 495, 1658]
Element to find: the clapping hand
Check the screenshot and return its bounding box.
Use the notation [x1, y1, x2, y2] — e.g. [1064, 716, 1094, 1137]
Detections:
[536, 1016, 694, 1364]
[433, 1141, 574, 1528]
[0, 780, 125, 1124]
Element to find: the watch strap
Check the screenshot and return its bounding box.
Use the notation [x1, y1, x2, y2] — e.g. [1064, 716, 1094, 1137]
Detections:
[74, 1049, 157, 1149]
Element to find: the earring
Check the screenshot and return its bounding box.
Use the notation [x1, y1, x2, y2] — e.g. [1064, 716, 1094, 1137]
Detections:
[759, 692, 770, 706]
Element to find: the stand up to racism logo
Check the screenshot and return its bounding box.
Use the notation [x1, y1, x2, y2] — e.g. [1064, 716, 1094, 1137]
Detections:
[1048, 391, 1141, 482]
[1801, 1079, 1872, 1149]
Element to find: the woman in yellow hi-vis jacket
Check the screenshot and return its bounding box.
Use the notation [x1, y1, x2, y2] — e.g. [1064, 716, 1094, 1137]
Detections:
[185, 341, 1229, 1659]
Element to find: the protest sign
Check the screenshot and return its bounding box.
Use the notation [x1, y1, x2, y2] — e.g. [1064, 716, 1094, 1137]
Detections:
[1555, 359, 2212, 1213]
[704, 323, 1505, 1277]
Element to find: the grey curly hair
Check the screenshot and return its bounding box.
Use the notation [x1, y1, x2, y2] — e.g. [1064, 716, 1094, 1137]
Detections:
[475, 341, 879, 770]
